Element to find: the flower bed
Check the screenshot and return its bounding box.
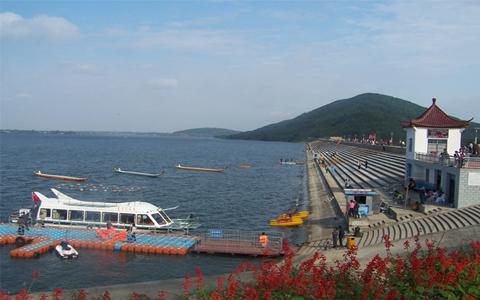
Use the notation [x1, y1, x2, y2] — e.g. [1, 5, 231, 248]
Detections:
[1, 236, 479, 299]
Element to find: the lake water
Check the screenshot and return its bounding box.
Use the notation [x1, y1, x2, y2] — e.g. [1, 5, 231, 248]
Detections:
[0, 132, 306, 293]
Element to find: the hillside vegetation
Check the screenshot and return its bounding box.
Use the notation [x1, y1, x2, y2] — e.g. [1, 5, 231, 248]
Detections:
[227, 93, 478, 143]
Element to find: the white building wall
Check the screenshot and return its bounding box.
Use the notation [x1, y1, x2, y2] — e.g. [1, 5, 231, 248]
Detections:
[447, 129, 463, 155]
[414, 128, 428, 153]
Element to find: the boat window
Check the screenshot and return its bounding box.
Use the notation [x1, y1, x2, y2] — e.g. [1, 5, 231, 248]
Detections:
[39, 208, 51, 219]
[52, 209, 67, 220]
[69, 210, 84, 221]
[85, 211, 101, 222]
[158, 210, 172, 223]
[102, 212, 118, 223]
[136, 214, 154, 225]
[120, 213, 135, 225]
[151, 213, 166, 225]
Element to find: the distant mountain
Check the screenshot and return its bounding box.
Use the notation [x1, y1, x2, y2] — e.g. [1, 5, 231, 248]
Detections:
[226, 93, 478, 143]
[173, 127, 241, 138]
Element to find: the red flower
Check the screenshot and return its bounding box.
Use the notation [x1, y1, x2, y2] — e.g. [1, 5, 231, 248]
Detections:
[194, 267, 204, 289]
[183, 274, 191, 296]
[14, 289, 29, 300]
[156, 291, 167, 300]
[52, 288, 63, 300]
[217, 276, 224, 292]
[101, 291, 111, 300]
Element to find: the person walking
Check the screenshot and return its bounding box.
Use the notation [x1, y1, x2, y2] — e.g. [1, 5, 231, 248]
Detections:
[348, 200, 355, 217]
[332, 227, 338, 248]
[357, 160, 361, 170]
[338, 226, 345, 247]
[354, 201, 360, 218]
[364, 159, 368, 169]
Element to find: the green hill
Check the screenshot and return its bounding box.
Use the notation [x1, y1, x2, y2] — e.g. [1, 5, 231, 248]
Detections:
[226, 93, 477, 143]
[173, 127, 241, 138]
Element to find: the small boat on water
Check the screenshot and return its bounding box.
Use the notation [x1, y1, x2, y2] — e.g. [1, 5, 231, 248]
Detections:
[55, 241, 79, 259]
[279, 210, 309, 219]
[270, 216, 304, 227]
[175, 164, 225, 173]
[114, 168, 164, 178]
[239, 164, 254, 168]
[34, 171, 87, 182]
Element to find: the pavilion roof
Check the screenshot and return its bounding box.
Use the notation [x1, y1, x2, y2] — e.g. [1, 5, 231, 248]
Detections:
[402, 98, 470, 128]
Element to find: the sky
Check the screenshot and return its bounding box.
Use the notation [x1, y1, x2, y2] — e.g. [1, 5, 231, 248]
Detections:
[1, 0, 479, 132]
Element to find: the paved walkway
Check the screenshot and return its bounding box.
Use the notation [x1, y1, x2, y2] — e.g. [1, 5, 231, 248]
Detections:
[305, 149, 341, 242]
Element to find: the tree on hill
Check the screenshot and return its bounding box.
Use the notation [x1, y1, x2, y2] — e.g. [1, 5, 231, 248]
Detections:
[226, 93, 478, 143]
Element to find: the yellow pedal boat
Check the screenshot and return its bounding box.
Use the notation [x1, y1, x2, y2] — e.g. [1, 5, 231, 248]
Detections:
[270, 216, 304, 227]
[279, 210, 309, 219]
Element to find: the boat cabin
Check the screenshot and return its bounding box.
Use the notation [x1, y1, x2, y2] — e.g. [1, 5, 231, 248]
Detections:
[31, 189, 173, 230]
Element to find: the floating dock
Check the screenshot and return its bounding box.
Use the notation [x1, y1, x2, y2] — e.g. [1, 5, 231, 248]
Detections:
[0, 225, 284, 258]
[191, 229, 284, 257]
[0, 224, 197, 258]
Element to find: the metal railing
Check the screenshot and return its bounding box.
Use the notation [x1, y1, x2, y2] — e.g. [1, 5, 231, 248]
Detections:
[414, 153, 480, 169]
[194, 229, 284, 255]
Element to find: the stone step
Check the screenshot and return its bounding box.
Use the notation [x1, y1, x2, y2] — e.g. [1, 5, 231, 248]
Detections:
[317, 145, 404, 183]
[454, 210, 478, 226]
[332, 154, 392, 186]
[408, 221, 421, 237]
[334, 148, 405, 179]
[468, 206, 480, 217]
[338, 148, 405, 173]
[330, 148, 404, 180]
[465, 206, 480, 219]
[399, 222, 409, 240]
[444, 211, 468, 228]
[431, 215, 449, 231]
[386, 225, 395, 241]
[435, 213, 456, 230]
[416, 218, 432, 235]
[425, 216, 442, 233]
[369, 228, 381, 246]
[359, 231, 370, 247]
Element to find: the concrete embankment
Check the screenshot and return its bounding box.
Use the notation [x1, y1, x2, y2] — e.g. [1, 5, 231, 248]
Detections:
[296, 143, 480, 265]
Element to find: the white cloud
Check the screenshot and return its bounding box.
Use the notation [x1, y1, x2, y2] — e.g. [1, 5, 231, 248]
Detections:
[147, 78, 179, 89]
[0, 12, 79, 40]
[343, 1, 480, 69]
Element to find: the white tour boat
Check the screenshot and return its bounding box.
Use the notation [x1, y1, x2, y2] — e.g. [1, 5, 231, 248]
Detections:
[11, 189, 199, 232]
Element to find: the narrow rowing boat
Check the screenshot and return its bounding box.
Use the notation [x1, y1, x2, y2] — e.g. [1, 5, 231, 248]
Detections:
[175, 164, 225, 173]
[34, 171, 87, 182]
[239, 164, 254, 168]
[114, 168, 164, 177]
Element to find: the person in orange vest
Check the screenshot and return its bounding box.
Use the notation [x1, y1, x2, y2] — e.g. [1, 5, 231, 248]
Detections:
[259, 232, 269, 248]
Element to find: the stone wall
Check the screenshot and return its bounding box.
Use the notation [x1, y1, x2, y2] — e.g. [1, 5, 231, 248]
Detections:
[457, 168, 480, 208]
